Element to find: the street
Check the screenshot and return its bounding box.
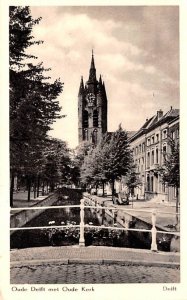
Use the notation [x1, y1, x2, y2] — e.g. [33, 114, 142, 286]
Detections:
[10, 262, 179, 284]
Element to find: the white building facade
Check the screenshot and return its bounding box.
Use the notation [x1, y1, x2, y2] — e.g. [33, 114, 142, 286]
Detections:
[129, 108, 179, 203]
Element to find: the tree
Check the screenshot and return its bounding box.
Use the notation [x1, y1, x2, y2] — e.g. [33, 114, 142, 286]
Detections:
[41, 138, 72, 192]
[80, 144, 106, 192]
[80, 125, 133, 198]
[72, 141, 93, 186]
[126, 167, 142, 197]
[158, 137, 180, 226]
[9, 6, 64, 206]
[101, 125, 133, 197]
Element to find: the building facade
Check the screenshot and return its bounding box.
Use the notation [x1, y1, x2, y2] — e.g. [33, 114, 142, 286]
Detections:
[78, 52, 107, 145]
[129, 108, 179, 202]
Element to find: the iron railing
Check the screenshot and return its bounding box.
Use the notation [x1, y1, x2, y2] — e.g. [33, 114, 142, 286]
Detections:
[10, 197, 180, 252]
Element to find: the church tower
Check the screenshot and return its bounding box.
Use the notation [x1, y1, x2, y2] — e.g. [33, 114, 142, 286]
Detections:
[78, 52, 108, 145]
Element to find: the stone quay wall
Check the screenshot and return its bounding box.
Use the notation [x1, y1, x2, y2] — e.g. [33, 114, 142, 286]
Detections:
[83, 195, 179, 252]
[10, 193, 58, 234]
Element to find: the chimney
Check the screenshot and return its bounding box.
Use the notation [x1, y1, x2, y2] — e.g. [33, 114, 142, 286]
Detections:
[157, 109, 163, 120]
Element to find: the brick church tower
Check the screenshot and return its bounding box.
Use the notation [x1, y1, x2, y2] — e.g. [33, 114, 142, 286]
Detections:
[78, 52, 108, 145]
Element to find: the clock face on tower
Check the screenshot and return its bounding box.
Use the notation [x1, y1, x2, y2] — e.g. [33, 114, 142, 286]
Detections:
[86, 93, 95, 107]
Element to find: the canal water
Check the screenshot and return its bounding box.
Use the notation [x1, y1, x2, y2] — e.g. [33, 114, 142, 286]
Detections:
[10, 188, 171, 251]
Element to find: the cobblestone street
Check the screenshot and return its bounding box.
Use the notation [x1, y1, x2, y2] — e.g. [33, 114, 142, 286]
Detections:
[10, 262, 180, 284]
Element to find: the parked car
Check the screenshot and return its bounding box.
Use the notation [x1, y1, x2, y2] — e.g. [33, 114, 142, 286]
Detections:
[90, 188, 97, 195]
[117, 192, 129, 205]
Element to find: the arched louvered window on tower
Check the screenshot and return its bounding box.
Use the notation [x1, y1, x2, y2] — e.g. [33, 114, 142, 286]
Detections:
[93, 110, 98, 127]
[83, 110, 88, 128]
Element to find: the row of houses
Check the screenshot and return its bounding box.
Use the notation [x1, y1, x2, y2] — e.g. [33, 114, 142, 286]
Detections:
[128, 107, 179, 203]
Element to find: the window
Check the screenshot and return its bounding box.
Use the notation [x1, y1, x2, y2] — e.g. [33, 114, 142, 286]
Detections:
[147, 175, 150, 191]
[171, 131, 175, 140]
[83, 129, 88, 141]
[83, 110, 88, 128]
[176, 129, 179, 138]
[162, 144, 167, 163]
[162, 129, 167, 139]
[147, 152, 150, 168]
[163, 145, 167, 153]
[139, 144, 141, 153]
[150, 177, 154, 192]
[156, 148, 159, 164]
[151, 150, 154, 165]
[142, 143, 145, 152]
[156, 134, 159, 142]
[151, 136, 155, 144]
[147, 138, 151, 146]
[93, 110, 98, 127]
[162, 183, 166, 193]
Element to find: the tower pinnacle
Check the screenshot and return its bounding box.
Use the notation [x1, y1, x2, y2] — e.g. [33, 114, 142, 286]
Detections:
[88, 51, 96, 83]
[78, 76, 84, 96]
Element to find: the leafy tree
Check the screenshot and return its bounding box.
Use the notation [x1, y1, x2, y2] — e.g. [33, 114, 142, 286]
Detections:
[72, 141, 93, 186]
[158, 137, 180, 226]
[9, 6, 64, 206]
[80, 125, 133, 198]
[41, 138, 72, 192]
[101, 125, 133, 197]
[125, 167, 142, 199]
[80, 144, 107, 194]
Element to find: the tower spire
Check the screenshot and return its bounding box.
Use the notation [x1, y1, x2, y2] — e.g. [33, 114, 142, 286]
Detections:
[88, 50, 96, 82]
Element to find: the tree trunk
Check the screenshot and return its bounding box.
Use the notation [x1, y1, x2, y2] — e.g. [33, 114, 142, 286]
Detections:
[50, 180, 54, 192]
[102, 181, 105, 197]
[34, 177, 37, 199]
[42, 180, 45, 196]
[46, 181, 49, 194]
[111, 178, 115, 196]
[95, 183, 98, 194]
[27, 177, 31, 202]
[10, 172, 14, 207]
[118, 178, 122, 201]
[37, 175, 40, 197]
[176, 186, 179, 229]
[101, 202, 105, 225]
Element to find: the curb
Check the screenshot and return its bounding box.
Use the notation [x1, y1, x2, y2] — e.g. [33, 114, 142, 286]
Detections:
[10, 258, 180, 268]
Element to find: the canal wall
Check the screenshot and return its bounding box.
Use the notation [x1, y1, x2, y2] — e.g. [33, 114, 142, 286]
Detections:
[84, 195, 180, 252]
[10, 193, 58, 234]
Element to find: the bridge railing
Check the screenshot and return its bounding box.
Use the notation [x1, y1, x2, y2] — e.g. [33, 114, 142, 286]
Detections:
[10, 198, 180, 252]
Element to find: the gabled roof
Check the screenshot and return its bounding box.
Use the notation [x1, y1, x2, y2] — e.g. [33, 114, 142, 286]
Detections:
[164, 109, 179, 118]
[129, 108, 179, 142]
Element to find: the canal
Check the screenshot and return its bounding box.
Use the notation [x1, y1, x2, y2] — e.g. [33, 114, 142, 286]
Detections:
[10, 188, 172, 251]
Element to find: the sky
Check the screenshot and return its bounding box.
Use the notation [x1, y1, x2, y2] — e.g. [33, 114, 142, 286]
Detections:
[30, 6, 179, 149]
